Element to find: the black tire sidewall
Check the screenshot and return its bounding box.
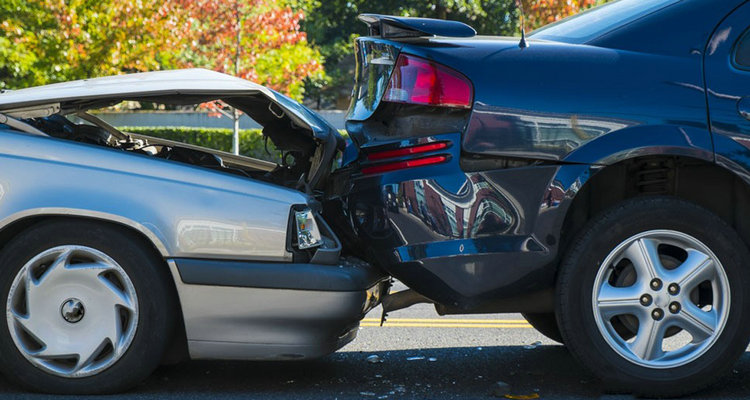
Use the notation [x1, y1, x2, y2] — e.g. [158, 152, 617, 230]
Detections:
[522, 312, 564, 344]
[557, 197, 750, 395]
[0, 220, 175, 394]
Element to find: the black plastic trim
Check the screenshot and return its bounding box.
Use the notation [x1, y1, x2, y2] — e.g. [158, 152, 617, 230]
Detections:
[174, 257, 386, 292]
[358, 14, 476, 38]
[310, 215, 342, 264]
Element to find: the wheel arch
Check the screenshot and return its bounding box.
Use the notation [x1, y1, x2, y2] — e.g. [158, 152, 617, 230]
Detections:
[0, 209, 169, 257]
[558, 154, 750, 261]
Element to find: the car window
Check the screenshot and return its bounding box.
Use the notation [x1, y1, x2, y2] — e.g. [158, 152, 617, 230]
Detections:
[736, 28, 750, 69]
[530, 0, 681, 44]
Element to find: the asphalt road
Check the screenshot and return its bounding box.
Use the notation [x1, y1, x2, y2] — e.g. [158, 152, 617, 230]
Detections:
[2, 286, 750, 400]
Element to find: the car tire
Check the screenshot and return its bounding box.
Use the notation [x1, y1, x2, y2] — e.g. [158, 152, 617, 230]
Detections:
[556, 196, 750, 397]
[522, 313, 564, 344]
[0, 219, 176, 394]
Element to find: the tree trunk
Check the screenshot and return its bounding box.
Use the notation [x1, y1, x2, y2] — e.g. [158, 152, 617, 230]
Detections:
[436, 2, 447, 20]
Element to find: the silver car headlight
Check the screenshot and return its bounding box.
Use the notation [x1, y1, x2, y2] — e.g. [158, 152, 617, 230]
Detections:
[294, 208, 323, 249]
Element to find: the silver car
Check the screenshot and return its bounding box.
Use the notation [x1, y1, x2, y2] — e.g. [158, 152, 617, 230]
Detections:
[0, 68, 387, 394]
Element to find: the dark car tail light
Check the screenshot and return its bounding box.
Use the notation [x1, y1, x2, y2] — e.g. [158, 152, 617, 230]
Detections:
[362, 141, 451, 175]
[366, 141, 449, 161]
[361, 155, 449, 175]
[383, 54, 473, 109]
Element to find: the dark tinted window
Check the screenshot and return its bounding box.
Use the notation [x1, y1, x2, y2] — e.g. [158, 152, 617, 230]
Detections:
[530, 0, 679, 44]
[737, 29, 750, 68]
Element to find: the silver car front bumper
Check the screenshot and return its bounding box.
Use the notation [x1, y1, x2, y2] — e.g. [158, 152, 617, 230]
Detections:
[167, 258, 388, 360]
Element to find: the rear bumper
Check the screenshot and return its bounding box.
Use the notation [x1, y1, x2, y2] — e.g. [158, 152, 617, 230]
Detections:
[167, 257, 388, 360]
[329, 148, 591, 311]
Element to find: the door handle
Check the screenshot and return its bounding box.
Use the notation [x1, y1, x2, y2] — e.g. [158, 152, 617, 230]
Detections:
[740, 97, 750, 121]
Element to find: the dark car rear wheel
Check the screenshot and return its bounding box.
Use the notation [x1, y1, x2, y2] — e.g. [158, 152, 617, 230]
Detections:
[521, 313, 564, 344]
[556, 197, 750, 397]
[0, 220, 175, 394]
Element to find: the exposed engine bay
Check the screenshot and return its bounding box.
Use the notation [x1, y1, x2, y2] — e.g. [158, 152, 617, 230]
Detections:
[14, 94, 341, 193]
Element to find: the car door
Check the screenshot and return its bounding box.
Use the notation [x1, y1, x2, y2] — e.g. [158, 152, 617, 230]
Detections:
[705, 2, 750, 167]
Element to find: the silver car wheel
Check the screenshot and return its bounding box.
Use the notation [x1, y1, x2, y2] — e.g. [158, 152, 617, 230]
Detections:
[6, 245, 139, 378]
[592, 229, 730, 369]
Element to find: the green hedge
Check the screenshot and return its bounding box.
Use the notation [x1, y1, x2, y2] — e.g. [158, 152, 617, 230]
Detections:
[119, 127, 282, 163]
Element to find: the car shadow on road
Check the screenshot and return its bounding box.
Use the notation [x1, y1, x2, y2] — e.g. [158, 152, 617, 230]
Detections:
[1, 346, 749, 399]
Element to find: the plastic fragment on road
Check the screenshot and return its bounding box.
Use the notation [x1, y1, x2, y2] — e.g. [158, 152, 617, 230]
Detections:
[406, 356, 425, 361]
[367, 354, 384, 363]
[428, 357, 437, 362]
[523, 341, 542, 349]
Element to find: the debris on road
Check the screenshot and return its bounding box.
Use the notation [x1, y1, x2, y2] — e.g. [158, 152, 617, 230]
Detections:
[406, 356, 425, 361]
[523, 341, 542, 350]
[504, 394, 539, 399]
[367, 354, 384, 363]
[490, 381, 512, 397]
[428, 357, 437, 362]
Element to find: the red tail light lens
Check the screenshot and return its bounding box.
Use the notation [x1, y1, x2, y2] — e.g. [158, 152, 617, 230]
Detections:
[366, 141, 449, 161]
[361, 155, 449, 175]
[383, 54, 472, 109]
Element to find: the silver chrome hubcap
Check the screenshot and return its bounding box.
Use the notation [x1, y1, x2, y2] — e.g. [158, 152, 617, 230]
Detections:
[593, 230, 729, 369]
[6, 245, 138, 377]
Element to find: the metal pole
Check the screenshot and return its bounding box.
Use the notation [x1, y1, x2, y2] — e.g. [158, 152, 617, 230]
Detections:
[232, 1, 242, 155]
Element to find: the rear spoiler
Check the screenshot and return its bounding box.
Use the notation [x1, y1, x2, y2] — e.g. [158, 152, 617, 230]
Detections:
[358, 14, 476, 39]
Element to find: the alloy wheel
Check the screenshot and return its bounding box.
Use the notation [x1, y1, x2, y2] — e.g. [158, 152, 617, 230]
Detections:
[592, 229, 730, 369]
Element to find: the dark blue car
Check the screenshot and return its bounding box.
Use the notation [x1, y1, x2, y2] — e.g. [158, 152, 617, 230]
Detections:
[327, 0, 750, 396]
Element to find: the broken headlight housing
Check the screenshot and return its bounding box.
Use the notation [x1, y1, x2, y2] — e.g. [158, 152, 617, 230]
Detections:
[294, 208, 323, 249]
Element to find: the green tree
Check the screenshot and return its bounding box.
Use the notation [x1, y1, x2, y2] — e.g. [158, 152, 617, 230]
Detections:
[0, 0, 324, 101]
[0, 0, 176, 89]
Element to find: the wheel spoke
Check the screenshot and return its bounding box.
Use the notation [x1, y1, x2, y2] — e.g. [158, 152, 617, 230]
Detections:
[97, 275, 136, 312]
[665, 249, 715, 292]
[675, 302, 717, 342]
[10, 312, 51, 353]
[71, 339, 109, 373]
[628, 317, 665, 361]
[597, 283, 643, 319]
[621, 238, 663, 280]
[33, 248, 72, 286]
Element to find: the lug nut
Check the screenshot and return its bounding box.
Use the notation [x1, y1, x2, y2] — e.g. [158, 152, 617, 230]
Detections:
[652, 308, 664, 321]
[668, 283, 680, 295]
[640, 294, 652, 306]
[650, 278, 663, 291]
[669, 302, 681, 314]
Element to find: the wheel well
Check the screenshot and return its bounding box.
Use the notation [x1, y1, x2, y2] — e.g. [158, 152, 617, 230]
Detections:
[561, 156, 750, 255]
[0, 215, 189, 363]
